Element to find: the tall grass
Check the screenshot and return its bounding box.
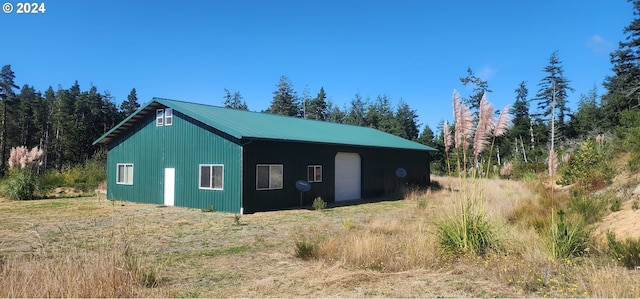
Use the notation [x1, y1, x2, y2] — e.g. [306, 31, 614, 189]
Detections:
[316, 213, 441, 271]
[436, 91, 510, 256]
[0, 213, 171, 297]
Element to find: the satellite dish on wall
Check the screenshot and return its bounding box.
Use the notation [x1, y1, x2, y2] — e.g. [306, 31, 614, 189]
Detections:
[395, 168, 407, 178]
[295, 180, 311, 192]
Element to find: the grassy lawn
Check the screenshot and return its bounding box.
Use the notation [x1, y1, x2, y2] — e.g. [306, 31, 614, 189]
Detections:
[1, 176, 639, 297]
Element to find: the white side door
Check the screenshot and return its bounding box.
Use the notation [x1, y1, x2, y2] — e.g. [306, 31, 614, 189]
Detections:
[164, 168, 175, 206]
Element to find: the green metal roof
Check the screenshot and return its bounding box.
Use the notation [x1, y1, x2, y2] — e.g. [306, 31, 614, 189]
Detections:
[94, 97, 436, 151]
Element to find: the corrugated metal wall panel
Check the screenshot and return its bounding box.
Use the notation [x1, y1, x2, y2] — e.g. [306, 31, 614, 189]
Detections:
[106, 108, 242, 213]
[241, 140, 430, 213]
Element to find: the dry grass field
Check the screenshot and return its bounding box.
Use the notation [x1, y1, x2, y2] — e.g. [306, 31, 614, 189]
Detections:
[1, 175, 639, 297]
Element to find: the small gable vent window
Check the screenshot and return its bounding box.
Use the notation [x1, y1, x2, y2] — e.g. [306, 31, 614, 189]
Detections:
[156, 109, 163, 126]
[156, 108, 173, 126]
[165, 108, 173, 126]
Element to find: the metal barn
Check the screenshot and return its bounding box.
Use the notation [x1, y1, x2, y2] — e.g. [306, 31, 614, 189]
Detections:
[94, 98, 436, 214]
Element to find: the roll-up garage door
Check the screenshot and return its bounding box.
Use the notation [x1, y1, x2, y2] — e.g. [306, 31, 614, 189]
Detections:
[335, 152, 361, 201]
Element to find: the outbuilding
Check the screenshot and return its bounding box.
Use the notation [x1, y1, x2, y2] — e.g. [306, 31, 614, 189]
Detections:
[93, 98, 436, 214]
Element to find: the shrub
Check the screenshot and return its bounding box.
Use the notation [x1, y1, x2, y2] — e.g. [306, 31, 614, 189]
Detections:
[610, 197, 622, 212]
[312, 197, 327, 211]
[607, 232, 640, 270]
[3, 146, 44, 200]
[558, 139, 613, 190]
[509, 160, 546, 180]
[548, 210, 590, 258]
[41, 162, 106, 192]
[294, 239, 318, 260]
[566, 188, 606, 224]
[438, 207, 499, 256]
[3, 168, 39, 200]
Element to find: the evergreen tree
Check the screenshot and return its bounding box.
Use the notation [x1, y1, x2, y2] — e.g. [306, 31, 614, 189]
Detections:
[16, 85, 40, 148]
[394, 99, 420, 140]
[222, 88, 248, 110]
[0, 65, 19, 176]
[51, 85, 76, 169]
[534, 51, 574, 137]
[344, 92, 368, 126]
[460, 67, 492, 112]
[507, 82, 533, 160]
[120, 88, 140, 116]
[40, 87, 56, 168]
[307, 87, 328, 120]
[566, 85, 604, 138]
[417, 124, 435, 146]
[602, 0, 640, 126]
[266, 75, 299, 117]
[365, 95, 395, 131]
[326, 100, 345, 123]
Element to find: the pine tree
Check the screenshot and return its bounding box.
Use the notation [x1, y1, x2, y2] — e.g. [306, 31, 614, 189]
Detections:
[222, 88, 248, 110]
[267, 76, 299, 117]
[394, 99, 420, 140]
[16, 85, 40, 147]
[417, 124, 435, 146]
[534, 51, 574, 137]
[120, 88, 140, 116]
[507, 81, 532, 160]
[602, 0, 640, 126]
[344, 92, 368, 126]
[0, 65, 19, 176]
[365, 95, 394, 130]
[460, 67, 492, 112]
[566, 85, 603, 138]
[40, 87, 56, 168]
[307, 87, 328, 120]
[326, 100, 345, 123]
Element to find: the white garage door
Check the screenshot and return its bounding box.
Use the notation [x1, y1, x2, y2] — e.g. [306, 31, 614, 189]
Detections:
[335, 152, 361, 201]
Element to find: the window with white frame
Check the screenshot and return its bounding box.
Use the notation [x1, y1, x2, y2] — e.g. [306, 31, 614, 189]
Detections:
[256, 164, 283, 190]
[199, 164, 223, 190]
[156, 108, 173, 126]
[308, 165, 322, 183]
[116, 163, 134, 185]
[156, 109, 164, 126]
[165, 108, 173, 126]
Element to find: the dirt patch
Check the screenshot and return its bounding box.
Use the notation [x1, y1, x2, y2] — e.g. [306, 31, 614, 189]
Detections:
[597, 207, 640, 240]
[51, 187, 83, 195]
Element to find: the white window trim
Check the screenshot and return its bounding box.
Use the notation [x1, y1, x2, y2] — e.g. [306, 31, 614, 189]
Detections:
[256, 164, 283, 190]
[116, 163, 134, 185]
[199, 164, 224, 190]
[156, 109, 164, 126]
[308, 165, 322, 183]
[165, 108, 173, 126]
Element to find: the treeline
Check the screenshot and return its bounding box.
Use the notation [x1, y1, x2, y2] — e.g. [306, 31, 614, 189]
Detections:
[0, 68, 141, 176]
[262, 75, 425, 142]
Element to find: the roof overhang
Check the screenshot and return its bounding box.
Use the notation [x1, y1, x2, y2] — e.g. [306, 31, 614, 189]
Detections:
[92, 101, 163, 145]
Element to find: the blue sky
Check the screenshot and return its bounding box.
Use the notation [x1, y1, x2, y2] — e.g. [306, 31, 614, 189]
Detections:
[2, 0, 633, 132]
